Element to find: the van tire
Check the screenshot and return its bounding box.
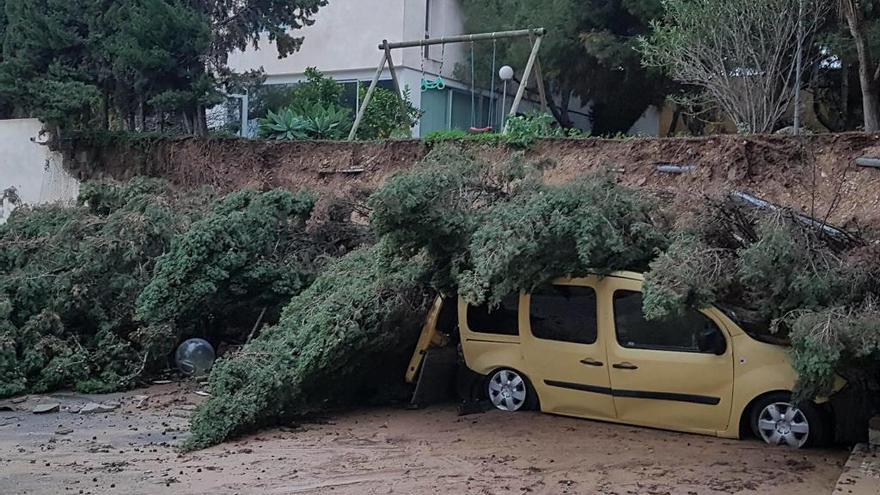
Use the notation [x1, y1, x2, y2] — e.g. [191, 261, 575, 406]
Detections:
[486, 368, 538, 412]
[749, 392, 828, 448]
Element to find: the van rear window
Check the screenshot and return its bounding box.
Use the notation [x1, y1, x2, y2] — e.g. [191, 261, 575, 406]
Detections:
[466, 294, 519, 335]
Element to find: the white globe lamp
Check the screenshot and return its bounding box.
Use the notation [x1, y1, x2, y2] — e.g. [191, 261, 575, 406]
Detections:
[499, 65, 515, 81]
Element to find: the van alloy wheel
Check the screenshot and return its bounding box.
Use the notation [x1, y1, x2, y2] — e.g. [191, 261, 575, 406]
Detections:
[488, 369, 527, 412]
[757, 402, 810, 448]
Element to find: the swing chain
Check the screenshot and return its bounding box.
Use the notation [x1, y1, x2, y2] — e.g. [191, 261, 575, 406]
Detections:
[421, 38, 447, 92]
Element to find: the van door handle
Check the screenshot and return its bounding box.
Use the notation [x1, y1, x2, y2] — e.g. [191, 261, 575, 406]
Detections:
[612, 362, 639, 370]
[579, 358, 604, 367]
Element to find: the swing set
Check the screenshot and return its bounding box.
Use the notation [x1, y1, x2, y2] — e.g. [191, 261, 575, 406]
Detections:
[347, 28, 549, 141]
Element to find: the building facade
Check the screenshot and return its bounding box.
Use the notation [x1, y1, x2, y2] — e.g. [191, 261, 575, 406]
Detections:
[226, 0, 658, 137]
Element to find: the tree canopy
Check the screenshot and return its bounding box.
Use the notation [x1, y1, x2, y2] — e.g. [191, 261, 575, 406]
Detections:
[460, 0, 672, 135]
[0, 0, 327, 133]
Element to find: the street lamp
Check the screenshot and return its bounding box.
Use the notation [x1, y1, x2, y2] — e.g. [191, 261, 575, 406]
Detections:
[499, 65, 514, 130]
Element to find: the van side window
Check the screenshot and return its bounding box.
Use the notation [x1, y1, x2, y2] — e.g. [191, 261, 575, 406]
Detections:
[613, 290, 726, 354]
[466, 293, 519, 335]
[529, 285, 598, 344]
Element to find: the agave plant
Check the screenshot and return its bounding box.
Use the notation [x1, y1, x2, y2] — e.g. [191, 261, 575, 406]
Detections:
[258, 108, 309, 140]
[299, 102, 352, 140]
[258, 104, 352, 141]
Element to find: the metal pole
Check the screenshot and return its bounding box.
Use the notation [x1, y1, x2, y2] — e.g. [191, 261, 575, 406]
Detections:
[348, 52, 389, 141]
[501, 80, 508, 130]
[793, 0, 804, 135]
[240, 93, 249, 137]
[380, 28, 546, 50]
[507, 35, 543, 125]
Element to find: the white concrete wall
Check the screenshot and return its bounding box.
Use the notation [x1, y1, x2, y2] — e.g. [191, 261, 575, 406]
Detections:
[0, 119, 79, 223]
[227, 0, 409, 78]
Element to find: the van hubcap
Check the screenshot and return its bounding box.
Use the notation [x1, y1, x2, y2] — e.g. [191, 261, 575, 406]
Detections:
[488, 370, 527, 411]
[757, 402, 809, 448]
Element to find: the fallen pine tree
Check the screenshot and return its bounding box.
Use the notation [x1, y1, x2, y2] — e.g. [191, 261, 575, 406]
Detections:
[185, 243, 433, 450]
[185, 146, 879, 447]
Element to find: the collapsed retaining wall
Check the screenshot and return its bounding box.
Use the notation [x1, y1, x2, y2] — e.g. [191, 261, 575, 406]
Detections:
[60, 133, 880, 230]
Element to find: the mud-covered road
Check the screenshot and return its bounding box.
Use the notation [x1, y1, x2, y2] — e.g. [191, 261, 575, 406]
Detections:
[0, 383, 847, 494]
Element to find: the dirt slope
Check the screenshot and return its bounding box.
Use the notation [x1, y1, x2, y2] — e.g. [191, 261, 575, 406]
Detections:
[63, 133, 880, 231]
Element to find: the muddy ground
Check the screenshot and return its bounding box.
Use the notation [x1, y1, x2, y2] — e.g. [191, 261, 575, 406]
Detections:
[0, 383, 847, 495]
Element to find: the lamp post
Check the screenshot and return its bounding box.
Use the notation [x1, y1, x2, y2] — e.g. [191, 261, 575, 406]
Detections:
[499, 65, 514, 131]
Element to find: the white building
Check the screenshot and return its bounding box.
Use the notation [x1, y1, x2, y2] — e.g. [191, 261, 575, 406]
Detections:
[226, 0, 659, 137]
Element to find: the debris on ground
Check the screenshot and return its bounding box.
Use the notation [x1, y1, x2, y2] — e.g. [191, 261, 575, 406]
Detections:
[79, 402, 119, 414]
[32, 403, 60, 414]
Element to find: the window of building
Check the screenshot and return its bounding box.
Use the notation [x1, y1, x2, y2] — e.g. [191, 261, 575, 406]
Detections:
[613, 290, 726, 354]
[466, 293, 519, 335]
[529, 284, 598, 344]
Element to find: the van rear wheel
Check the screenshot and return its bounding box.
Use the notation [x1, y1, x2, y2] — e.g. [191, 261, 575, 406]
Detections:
[487, 369, 536, 412]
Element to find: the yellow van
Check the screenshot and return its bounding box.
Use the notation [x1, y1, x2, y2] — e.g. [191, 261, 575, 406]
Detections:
[408, 272, 840, 448]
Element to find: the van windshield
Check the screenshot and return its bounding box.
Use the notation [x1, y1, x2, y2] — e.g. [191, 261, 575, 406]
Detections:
[716, 304, 790, 346]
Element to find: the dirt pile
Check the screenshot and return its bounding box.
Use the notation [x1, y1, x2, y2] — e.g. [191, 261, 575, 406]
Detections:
[61, 133, 880, 231]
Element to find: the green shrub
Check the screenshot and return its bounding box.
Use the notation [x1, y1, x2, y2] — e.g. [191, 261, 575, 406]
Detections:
[249, 67, 345, 120]
[357, 86, 421, 140]
[504, 112, 584, 148]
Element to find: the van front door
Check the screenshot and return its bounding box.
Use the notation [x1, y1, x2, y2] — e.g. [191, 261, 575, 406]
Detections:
[521, 281, 616, 420]
[602, 278, 734, 433]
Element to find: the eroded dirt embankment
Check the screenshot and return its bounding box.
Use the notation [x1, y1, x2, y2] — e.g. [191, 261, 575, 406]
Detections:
[62, 133, 880, 231]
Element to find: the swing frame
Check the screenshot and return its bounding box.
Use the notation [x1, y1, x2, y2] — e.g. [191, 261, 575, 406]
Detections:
[347, 28, 549, 141]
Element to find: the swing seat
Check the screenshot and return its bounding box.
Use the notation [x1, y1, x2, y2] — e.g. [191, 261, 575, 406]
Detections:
[468, 126, 493, 134]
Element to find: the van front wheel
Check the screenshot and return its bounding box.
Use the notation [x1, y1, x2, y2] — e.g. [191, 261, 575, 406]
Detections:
[749, 392, 827, 448]
[487, 369, 536, 412]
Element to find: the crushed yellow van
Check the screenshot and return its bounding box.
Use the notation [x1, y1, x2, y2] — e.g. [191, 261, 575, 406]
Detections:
[408, 272, 843, 448]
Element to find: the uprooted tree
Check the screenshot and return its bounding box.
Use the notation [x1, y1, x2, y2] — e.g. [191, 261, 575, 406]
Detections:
[188, 146, 878, 448]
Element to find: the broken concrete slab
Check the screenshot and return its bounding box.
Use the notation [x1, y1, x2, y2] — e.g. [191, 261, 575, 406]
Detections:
[33, 403, 60, 414]
[79, 402, 118, 415]
[833, 443, 880, 495]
